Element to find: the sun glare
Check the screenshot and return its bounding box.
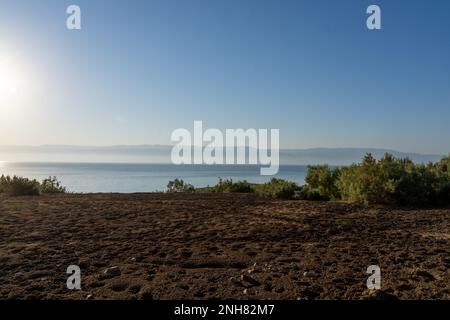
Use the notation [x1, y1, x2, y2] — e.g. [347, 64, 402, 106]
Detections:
[0, 57, 26, 103]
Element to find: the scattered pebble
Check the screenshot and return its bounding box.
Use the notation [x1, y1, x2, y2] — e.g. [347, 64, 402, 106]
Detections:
[303, 271, 318, 278]
[104, 266, 121, 277]
[241, 273, 261, 286]
[229, 277, 241, 286]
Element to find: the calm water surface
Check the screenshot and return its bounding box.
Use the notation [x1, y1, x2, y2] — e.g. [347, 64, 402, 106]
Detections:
[0, 162, 308, 193]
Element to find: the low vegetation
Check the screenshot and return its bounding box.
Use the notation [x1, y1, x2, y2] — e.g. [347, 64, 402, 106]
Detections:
[202, 178, 254, 193]
[253, 178, 302, 199]
[335, 153, 450, 206]
[167, 177, 302, 200]
[166, 178, 195, 193]
[3, 152, 450, 206]
[0, 175, 66, 196]
[167, 153, 450, 206]
[39, 176, 67, 194]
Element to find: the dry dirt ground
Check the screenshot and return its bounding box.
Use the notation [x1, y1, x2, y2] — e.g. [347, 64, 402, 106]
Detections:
[0, 193, 449, 300]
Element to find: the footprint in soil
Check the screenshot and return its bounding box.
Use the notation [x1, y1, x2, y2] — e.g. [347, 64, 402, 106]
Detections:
[108, 281, 129, 292]
[128, 284, 142, 294]
[396, 283, 414, 291]
[415, 270, 435, 282]
[298, 288, 320, 300]
[177, 249, 192, 258]
[88, 281, 105, 289]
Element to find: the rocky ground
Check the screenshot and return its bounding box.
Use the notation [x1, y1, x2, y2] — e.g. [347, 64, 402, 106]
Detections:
[0, 193, 449, 300]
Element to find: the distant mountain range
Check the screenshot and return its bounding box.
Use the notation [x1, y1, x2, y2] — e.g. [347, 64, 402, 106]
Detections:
[0, 145, 444, 165]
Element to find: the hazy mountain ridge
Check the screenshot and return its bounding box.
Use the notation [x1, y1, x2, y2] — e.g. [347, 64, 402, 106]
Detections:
[0, 145, 444, 165]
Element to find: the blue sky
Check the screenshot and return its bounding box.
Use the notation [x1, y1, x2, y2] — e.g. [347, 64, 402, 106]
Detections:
[0, 0, 449, 153]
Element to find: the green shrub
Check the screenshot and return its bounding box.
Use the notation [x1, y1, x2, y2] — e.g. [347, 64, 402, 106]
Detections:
[0, 175, 41, 196]
[333, 153, 450, 206]
[227, 180, 254, 193]
[164, 153, 450, 206]
[296, 186, 326, 201]
[255, 178, 302, 199]
[166, 179, 195, 193]
[204, 178, 254, 193]
[304, 165, 341, 200]
[189, 178, 301, 199]
[430, 156, 450, 206]
[40, 176, 67, 194]
[336, 154, 387, 203]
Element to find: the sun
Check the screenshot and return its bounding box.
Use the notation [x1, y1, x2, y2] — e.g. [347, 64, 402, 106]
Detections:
[0, 58, 24, 100]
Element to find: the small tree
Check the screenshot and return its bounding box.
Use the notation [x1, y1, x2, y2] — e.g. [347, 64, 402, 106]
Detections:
[166, 179, 195, 193]
[40, 176, 67, 194]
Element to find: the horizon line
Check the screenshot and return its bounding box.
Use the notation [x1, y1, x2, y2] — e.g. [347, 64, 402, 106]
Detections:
[0, 144, 446, 156]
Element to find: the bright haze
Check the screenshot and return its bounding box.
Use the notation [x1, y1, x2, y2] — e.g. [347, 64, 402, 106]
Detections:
[0, 0, 449, 156]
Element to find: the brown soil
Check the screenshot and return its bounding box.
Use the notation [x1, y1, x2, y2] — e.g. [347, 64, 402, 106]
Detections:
[0, 193, 449, 300]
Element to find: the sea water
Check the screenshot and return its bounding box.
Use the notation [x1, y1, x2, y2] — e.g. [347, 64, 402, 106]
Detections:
[0, 162, 308, 193]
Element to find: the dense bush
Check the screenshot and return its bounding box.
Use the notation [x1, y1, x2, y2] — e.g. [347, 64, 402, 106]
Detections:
[255, 178, 301, 199]
[326, 153, 450, 206]
[229, 180, 254, 193]
[0, 175, 67, 196]
[296, 186, 326, 201]
[0, 175, 41, 196]
[336, 153, 387, 204]
[204, 178, 254, 193]
[304, 165, 341, 200]
[434, 155, 450, 206]
[166, 178, 195, 193]
[40, 176, 67, 194]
